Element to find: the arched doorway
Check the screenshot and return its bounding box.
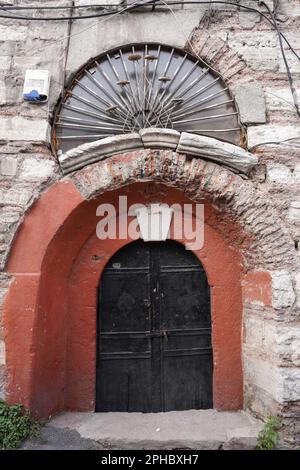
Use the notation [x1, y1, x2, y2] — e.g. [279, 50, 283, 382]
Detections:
[96, 239, 213, 413]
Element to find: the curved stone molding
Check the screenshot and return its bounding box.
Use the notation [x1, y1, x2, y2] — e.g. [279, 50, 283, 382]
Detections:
[177, 132, 258, 174]
[139, 128, 180, 150]
[58, 129, 257, 175]
[59, 133, 143, 173]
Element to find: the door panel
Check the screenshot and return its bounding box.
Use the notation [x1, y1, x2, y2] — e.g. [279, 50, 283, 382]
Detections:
[163, 353, 213, 411]
[159, 248, 212, 410]
[96, 240, 213, 412]
[97, 357, 153, 412]
[160, 270, 211, 329]
[100, 272, 151, 332]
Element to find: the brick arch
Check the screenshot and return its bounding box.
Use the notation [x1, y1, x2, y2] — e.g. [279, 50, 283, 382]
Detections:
[71, 149, 295, 270]
[188, 29, 251, 85]
[3, 149, 296, 418]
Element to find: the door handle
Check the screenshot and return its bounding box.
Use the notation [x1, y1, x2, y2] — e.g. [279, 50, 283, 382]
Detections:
[161, 329, 168, 341]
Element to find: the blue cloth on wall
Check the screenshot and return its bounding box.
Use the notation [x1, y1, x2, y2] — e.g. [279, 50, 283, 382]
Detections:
[23, 89, 45, 102]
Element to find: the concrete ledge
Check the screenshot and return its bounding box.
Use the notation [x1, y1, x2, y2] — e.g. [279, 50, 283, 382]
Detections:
[22, 410, 263, 450]
[59, 129, 258, 175]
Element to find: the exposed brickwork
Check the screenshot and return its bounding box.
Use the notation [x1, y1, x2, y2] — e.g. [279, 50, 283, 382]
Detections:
[188, 30, 250, 83]
[70, 149, 296, 271]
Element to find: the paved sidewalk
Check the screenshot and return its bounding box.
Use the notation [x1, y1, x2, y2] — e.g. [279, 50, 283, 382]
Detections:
[22, 410, 263, 450]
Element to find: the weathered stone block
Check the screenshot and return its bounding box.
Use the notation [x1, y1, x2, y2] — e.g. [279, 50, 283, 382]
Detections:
[262, 0, 275, 10]
[280, 0, 300, 16]
[66, 9, 205, 77]
[265, 87, 296, 111]
[266, 163, 292, 184]
[0, 209, 20, 226]
[244, 317, 264, 349]
[0, 157, 18, 177]
[238, 11, 260, 29]
[275, 324, 300, 365]
[245, 318, 300, 367]
[0, 56, 11, 71]
[0, 79, 6, 104]
[0, 25, 28, 42]
[19, 158, 56, 181]
[293, 163, 300, 183]
[0, 187, 32, 207]
[294, 272, 300, 309]
[139, 128, 180, 150]
[75, 0, 121, 5]
[288, 201, 300, 220]
[59, 133, 143, 173]
[177, 132, 258, 174]
[227, 32, 278, 72]
[280, 367, 300, 401]
[0, 117, 50, 143]
[278, 53, 300, 74]
[245, 355, 300, 403]
[244, 357, 280, 402]
[271, 271, 295, 309]
[234, 83, 266, 124]
[247, 125, 300, 149]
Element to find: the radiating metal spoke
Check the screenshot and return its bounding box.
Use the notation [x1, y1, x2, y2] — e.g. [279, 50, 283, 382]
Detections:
[56, 44, 241, 153]
[147, 45, 161, 110]
[167, 78, 224, 122]
[132, 45, 143, 115]
[71, 93, 115, 116]
[62, 103, 124, 125]
[173, 112, 238, 125]
[58, 134, 114, 140]
[106, 53, 137, 117]
[119, 49, 141, 121]
[170, 99, 234, 121]
[86, 69, 132, 118]
[169, 89, 229, 119]
[148, 47, 174, 122]
[74, 79, 111, 108]
[185, 128, 240, 133]
[93, 64, 136, 120]
[154, 61, 204, 118]
[57, 123, 126, 132]
[59, 115, 125, 128]
[152, 57, 188, 121]
[76, 77, 131, 122]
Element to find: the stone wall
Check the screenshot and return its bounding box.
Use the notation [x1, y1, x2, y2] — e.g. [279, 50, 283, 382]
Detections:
[0, 0, 300, 439]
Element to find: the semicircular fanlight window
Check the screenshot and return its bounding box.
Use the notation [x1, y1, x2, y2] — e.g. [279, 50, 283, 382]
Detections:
[54, 44, 242, 153]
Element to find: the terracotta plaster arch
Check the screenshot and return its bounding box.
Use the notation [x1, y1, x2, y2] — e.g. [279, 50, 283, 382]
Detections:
[3, 149, 296, 418]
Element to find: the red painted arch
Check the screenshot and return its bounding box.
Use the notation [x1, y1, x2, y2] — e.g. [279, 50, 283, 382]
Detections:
[3, 180, 243, 418]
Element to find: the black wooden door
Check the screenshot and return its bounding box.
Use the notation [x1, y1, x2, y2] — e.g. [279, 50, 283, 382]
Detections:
[96, 240, 213, 412]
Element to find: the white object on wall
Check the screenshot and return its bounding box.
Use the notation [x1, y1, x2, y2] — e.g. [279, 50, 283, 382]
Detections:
[135, 204, 174, 242]
[23, 70, 50, 102]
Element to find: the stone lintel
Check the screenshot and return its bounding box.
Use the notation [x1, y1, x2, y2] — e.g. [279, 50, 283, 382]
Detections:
[59, 129, 258, 175]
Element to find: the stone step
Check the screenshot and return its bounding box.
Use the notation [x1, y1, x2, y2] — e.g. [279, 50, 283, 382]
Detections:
[22, 410, 263, 450]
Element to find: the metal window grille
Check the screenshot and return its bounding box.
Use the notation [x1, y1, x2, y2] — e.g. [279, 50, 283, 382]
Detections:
[54, 43, 242, 153]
